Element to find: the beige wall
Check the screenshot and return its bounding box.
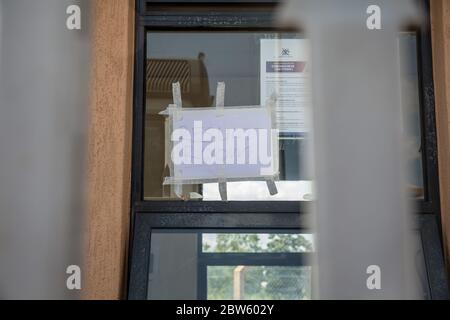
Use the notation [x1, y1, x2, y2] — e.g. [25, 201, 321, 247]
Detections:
[431, 0, 450, 276]
[84, 0, 135, 300]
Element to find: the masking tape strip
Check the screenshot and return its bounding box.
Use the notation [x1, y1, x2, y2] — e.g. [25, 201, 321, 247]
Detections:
[216, 82, 227, 200]
[219, 181, 228, 202]
[164, 175, 279, 185]
[172, 82, 183, 198]
[266, 180, 278, 196]
[172, 82, 182, 109]
[266, 92, 279, 196]
[216, 82, 225, 117]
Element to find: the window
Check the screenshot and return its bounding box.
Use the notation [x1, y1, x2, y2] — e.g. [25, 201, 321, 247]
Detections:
[144, 31, 312, 202]
[129, 0, 446, 300]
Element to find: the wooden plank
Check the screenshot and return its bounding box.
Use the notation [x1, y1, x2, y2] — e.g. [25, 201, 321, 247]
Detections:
[84, 0, 135, 300]
[430, 0, 450, 278]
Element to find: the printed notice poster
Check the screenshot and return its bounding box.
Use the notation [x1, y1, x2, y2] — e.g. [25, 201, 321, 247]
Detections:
[260, 39, 311, 136]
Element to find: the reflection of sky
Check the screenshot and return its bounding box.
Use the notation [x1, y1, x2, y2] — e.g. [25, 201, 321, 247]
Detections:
[202, 181, 313, 201]
[203, 233, 314, 253]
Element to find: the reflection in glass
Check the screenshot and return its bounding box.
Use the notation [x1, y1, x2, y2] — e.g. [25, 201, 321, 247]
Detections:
[144, 31, 311, 201]
[208, 266, 311, 300]
[143, 31, 425, 201]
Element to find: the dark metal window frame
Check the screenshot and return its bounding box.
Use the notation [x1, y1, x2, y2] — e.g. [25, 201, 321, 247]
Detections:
[128, 0, 446, 300]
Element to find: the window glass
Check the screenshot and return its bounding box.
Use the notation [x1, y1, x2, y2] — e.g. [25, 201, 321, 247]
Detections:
[144, 31, 313, 201]
[143, 31, 424, 201]
[147, 230, 312, 300]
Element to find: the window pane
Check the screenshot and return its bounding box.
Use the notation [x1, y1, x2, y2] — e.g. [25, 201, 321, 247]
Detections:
[208, 266, 312, 300]
[399, 32, 424, 199]
[143, 31, 425, 201]
[147, 230, 312, 300]
[202, 233, 314, 253]
[144, 31, 313, 201]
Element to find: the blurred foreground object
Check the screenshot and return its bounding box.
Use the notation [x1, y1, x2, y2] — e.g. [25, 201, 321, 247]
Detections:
[280, 0, 422, 299]
[0, 0, 90, 299]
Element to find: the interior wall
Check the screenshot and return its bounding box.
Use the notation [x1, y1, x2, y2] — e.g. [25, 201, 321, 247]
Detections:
[84, 0, 135, 300]
[430, 0, 450, 278]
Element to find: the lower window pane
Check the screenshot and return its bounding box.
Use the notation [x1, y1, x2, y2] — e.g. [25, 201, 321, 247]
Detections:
[208, 266, 312, 300]
[147, 230, 312, 300]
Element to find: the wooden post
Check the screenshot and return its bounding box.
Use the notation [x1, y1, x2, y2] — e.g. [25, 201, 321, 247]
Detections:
[84, 0, 135, 300]
[233, 266, 246, 300]
[430, 0, 450, 278]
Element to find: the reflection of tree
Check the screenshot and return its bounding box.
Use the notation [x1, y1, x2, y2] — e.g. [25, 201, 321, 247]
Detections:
[206, 234, 312, 300]
[215, 234, 262, 253]
[267, 234, 313, 253]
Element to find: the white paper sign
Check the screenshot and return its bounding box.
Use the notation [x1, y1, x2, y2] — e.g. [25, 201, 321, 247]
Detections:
[260, 39, 311, 136]
[164, 106, 279, 184]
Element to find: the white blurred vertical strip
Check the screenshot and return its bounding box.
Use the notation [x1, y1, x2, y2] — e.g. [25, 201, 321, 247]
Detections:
[0, 0, 90, 299]
[280, 0, 422, 299]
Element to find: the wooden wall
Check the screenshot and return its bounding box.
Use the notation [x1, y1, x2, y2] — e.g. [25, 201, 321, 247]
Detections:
[84, 0, 135, 300]
[431, 0, 450, 277]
